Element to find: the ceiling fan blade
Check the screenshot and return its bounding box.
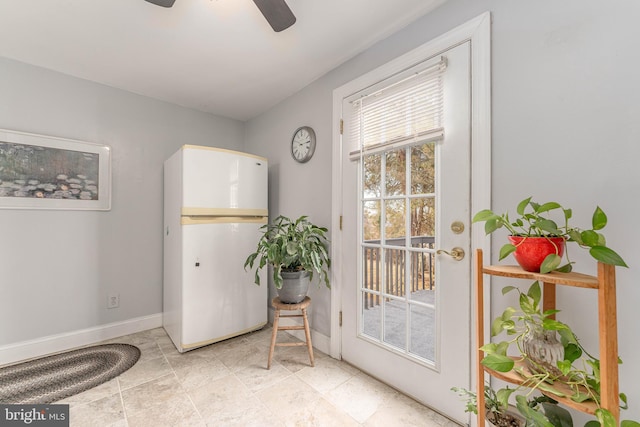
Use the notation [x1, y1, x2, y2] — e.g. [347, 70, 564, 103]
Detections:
[144, 0, 176, 7]
[253, 0, 296, 32]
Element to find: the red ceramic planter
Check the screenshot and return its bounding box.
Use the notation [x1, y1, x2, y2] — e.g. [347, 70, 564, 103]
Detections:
[507, 236, 566, 272]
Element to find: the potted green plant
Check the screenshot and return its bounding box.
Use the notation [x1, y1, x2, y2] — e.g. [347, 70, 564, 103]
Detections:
[481, 281, 639, 427]
[452, 384, 524, 427]
[472, 197, 627, 273]
[244, 215, 330, 303]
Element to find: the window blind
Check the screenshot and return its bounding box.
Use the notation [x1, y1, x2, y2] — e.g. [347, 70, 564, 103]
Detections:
[346, 57, 447, 160]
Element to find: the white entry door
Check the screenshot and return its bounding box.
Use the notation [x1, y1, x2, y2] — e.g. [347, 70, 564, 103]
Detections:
[339, 41, 473, 423]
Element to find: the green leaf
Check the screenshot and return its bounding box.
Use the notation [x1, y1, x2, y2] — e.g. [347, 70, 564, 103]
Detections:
[495, 387, 515, 410]
[501, 307, 516, 321]
[621, 421, 640, 427]
[495, 341, 510, 355]
[540, 253, 562, 274]
[536, 382, 566, 397]
[528, 280, 541, 306]
[563, 343, 582, 363]
[481, 354, 514, 372]
[472, 209, 497, 222]
[589, 246, 628, 267]
[567, 229, 582, 244]
[592, 206, 608, 231]
[499, 243, 516, 260]
[580, 230, 600, 247]
[555, 263, 573, 273]
[536, 218, 561, 235]
[515, 395, 554, 427]
[519, 292, 537, 314]
[540, 402, 573, 427]
[594, 408, 617, 427]
[502, 286, 517, 295]
[564, 208, 572, 221]
[491, 317, 506, 337]
[585, 422, 601, 427]
[485, 218, 501, 235]
[571, 392, 593, 403]
[537, 202, 562, 213]
[542, 318, 568, 331]
[516, 197, 532, 215]
[557, 360, 572, 375]
[479, 342, 498, 354]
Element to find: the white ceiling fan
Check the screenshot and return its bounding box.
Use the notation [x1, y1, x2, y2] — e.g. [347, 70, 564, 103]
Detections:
[144, 0, 296, 32]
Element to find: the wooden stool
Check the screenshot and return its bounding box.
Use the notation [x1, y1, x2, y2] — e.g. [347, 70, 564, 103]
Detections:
[267, 296, 314, 369]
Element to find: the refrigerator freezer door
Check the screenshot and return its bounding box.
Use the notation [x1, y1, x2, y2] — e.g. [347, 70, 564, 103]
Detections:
[181, 220, 267, 349]
[181, 146, 268, 212]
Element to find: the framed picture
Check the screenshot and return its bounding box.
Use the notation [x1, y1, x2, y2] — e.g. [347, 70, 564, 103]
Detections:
[0, 128, 111, 210]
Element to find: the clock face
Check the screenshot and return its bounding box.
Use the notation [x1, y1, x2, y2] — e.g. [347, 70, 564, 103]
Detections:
[291, 126, 316, 163]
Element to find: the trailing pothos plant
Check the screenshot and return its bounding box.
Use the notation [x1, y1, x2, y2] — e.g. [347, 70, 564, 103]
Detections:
[472, 197, 627, 273]
[451, 384, 524, 427]
[480, 281, 638, 427]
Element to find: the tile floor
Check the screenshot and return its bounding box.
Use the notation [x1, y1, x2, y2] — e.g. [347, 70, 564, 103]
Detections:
[59, 327, 460, 426]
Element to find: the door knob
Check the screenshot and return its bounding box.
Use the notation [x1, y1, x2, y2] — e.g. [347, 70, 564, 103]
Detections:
[436, 247, 465, 261]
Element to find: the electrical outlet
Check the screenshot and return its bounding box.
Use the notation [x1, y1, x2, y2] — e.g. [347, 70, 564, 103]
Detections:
[107, 292, 119, 309]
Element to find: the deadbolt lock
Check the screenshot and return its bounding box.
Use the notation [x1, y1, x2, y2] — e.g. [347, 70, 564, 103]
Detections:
[451, 221, 465, 234]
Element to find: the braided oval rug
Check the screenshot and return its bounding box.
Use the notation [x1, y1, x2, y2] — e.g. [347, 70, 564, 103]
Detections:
[0, 343, 140, 404]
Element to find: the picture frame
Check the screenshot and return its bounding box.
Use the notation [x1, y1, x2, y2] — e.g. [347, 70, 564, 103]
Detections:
[0, 128, 111, 210]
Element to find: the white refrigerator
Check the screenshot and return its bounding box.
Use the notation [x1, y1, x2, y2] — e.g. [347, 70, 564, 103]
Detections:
[163, 145, 268, 353]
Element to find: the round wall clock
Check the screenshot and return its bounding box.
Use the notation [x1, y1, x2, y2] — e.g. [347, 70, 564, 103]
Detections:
[290, 126, 316, 163]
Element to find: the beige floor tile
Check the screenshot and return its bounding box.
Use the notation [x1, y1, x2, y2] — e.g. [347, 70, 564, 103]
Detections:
[60, 378, 120, 405]
[234, 360, 293, 392]
[121, 374, 204, 426]
[364, 391, 458, 426]
[117, 355, 173, 390]
[255, 375, 322, 415]
[69, 393, 125, 427]
[295, 355, 355, 394]
[324, 373, 399, 423]
[281, 397, 361, 427]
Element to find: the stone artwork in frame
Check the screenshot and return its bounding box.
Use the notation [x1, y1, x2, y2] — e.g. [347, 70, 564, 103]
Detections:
[0, 128, 111, 210]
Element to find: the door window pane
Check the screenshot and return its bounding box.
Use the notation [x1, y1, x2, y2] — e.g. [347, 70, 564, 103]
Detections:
[384, 199, 405, 241]
[410, 303, 435, 361]
[410, 197, 435, 238]
[363, 200, 381, 241]
[362, 291, 380, 340]
[385, 149, 406, 196]
[384, 248, 406, 296]
[411, 143, 435, 195]
[409, 250, 435, 297]
[362, 247, 380, 293]
[363, 154, 381, 198]
[384, 297, 406, 350]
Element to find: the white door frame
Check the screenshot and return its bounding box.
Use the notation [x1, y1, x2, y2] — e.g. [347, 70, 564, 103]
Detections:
[330, 11, 491, 376]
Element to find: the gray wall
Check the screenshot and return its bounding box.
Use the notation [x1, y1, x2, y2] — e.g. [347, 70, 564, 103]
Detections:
[0, 57, 244, 345]
[1, 0, 638, 419]
[245, 0, 640, 420]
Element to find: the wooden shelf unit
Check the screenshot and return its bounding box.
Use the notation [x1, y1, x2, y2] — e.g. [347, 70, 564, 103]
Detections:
[475, 248, 619, 424]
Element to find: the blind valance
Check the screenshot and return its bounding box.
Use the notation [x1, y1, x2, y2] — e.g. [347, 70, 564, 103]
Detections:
[346, 57, 446, 160]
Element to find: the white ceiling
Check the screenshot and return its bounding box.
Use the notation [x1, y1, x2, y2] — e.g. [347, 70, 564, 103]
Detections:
[0, 0, 446, 121]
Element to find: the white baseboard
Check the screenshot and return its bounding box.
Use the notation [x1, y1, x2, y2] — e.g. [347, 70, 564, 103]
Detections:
[0, 313, 163, 366]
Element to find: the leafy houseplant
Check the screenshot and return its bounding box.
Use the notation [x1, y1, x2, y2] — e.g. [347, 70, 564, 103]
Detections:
[244, 215, 330, 301]
[481, 281, 639, 427]
[472, 197, 627, 273]
[451, 384, 524, 427]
